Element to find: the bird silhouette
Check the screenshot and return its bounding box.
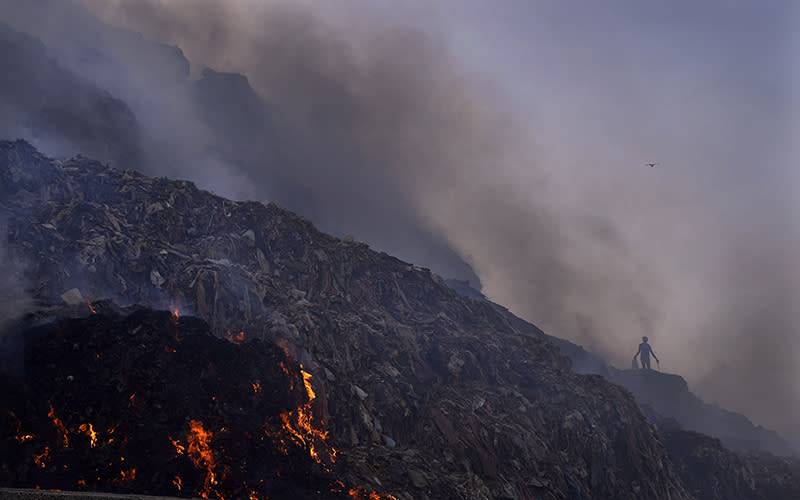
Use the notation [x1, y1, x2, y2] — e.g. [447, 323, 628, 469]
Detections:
[645, 162, 659, 168]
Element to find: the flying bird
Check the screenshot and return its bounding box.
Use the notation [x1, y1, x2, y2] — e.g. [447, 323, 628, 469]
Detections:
[645, 162, 659, 168]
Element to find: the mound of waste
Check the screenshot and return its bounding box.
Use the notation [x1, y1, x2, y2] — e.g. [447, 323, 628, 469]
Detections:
[2, 140, 799, 499]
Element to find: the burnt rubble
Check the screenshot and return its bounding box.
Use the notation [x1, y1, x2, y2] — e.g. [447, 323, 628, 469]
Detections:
[0, 303, 362, 500]
[1, 140, 799, 499]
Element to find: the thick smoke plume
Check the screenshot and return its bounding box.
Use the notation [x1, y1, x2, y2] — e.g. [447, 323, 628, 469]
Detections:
[0, 0, 798, 445]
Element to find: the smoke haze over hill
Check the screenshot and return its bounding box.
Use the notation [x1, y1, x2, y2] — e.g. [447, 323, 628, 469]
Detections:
[0, 0, 798, 444]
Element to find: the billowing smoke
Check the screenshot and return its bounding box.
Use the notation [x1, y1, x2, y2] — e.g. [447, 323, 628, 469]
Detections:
[0, 0, 798, 444]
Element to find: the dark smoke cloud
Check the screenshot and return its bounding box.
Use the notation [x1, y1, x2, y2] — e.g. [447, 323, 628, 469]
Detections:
[0, 0, 798, 445]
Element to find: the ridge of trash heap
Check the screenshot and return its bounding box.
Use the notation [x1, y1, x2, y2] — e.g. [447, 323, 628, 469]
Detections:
[1, 139, 799, 500]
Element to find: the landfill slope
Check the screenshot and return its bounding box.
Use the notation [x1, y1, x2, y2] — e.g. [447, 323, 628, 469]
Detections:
[447, 280, 797, 458]
[1, 140, 797, 499]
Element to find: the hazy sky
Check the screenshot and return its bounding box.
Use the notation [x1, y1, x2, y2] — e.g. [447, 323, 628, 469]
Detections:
[3, 0, 798, 439]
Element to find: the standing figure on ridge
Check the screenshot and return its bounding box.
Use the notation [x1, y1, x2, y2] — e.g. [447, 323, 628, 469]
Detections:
[633, 336, 659, 370]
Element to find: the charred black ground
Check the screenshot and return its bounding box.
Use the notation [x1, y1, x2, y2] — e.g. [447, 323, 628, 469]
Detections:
[0, 303, 370, 499]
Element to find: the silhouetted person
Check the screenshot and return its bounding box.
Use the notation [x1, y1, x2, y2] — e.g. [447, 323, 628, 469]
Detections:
[633, 336, 659, 370]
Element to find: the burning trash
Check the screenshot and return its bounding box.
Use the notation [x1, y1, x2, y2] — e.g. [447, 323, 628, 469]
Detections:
[0, 305, 391, 499]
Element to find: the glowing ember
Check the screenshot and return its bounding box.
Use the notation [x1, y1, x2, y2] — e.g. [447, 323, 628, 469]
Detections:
[87, 302, 98, 314]
[47, 403, 69, 447]
[129, 393, 136, 406]
[77, 479, 86, 488]
[170, 436, 186, 454]
[106, 426, 116, 444]
[78, 423, 97, 447]
[171, 306, 180, 319]
[113, 468, 136, 485]
[33, 446, 49, 469]
[173, 475, 183, 491]
[17, 433, 34, 443]
[225, 330, 245, 344]
[347, 487, 397, 500]
[280, 361, 295, 391]
[252, 382, 261, 394]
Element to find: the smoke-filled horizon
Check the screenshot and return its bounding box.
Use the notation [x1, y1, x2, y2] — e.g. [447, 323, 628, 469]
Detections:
[1, 0, 798, 440]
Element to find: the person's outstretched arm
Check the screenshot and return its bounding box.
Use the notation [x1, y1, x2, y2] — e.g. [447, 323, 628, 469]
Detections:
[651, 349, 659, 363]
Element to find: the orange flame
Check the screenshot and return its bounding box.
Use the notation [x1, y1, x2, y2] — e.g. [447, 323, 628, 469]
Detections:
[78, 423, 97, 447]
[129, 393, 136, 407]
[33, 446, 49, 468]
[16, 434, 34, 443]
[269, 365, 337, 466]
[186, 420, 222, 499]
[173, 476, 183, 491]
[87, 302, 98, 314]
[301, 369, 315, 401]
[77, 479, 86, 488]
[47, 403, 69, 447]
[171, 306, 180, 319]
[252, 382, 261, 394]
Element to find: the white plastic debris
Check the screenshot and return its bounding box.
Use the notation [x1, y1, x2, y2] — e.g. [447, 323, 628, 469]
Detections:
[150, 269, 166, 287]
[60, 288, 84, 305]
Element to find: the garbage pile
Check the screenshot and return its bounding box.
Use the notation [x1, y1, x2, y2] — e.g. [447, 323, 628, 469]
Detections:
[0, 302, 384, 500]
[660, 429, 800, 500]
[1, 140, 798, 499]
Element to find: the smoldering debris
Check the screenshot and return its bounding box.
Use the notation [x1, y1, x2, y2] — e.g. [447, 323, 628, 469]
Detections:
[0, 303, 359, 500]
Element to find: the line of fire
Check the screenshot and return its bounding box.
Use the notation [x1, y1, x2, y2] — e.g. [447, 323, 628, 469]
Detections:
[0, 303, 395, 500]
